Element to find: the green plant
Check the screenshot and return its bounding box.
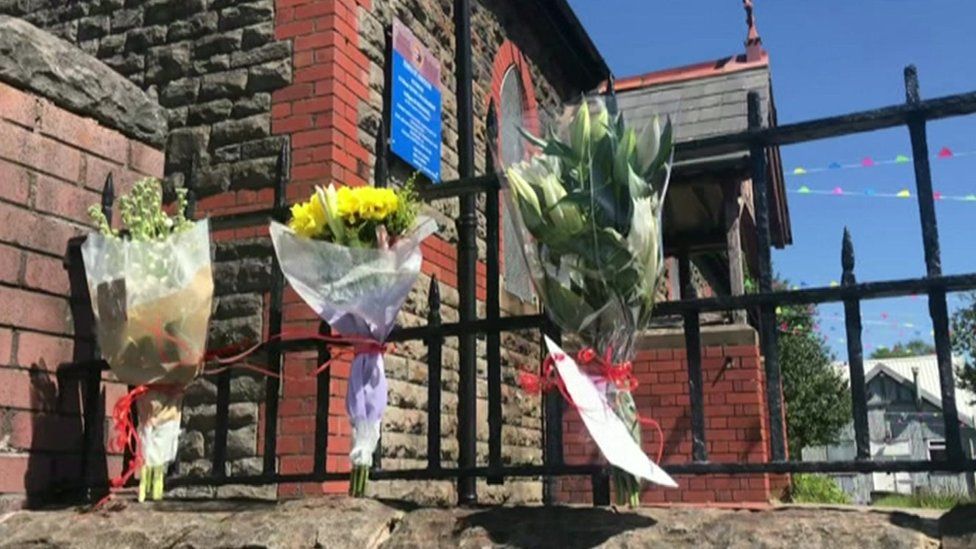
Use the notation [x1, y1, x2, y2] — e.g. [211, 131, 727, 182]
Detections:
[788, 474, 851, 504]
[873, 490, 976, 509]
[88, 177, 192, 239]
[777, 293, 852, 456]
[952, 292, 976, 403]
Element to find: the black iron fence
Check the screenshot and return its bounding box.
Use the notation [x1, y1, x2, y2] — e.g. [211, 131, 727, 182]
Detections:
[62, 64, 976, 506]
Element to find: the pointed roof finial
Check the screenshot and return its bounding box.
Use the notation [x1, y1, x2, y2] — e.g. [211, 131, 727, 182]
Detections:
[743, 0, 765, 62]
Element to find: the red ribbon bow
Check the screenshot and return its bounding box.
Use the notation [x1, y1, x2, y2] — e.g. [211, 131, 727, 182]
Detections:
[518, 346, 664, 464]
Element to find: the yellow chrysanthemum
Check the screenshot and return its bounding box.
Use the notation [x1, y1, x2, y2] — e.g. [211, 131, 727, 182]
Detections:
[336, 186, 399, 223]
[288, 194, 328, 238]
[336, 186, 361, 222]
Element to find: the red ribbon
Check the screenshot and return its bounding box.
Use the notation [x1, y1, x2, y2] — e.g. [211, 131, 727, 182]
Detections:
[202, 330, 389, 378]
[519, 347, 664, 464]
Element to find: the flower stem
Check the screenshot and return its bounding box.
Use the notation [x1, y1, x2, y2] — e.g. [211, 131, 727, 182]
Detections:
[152, 465, 164, 500]
[138, 465, 149, 503]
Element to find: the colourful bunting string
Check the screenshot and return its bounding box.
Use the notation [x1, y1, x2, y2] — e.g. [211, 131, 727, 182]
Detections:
[789, 146, 976, 176]
[787, 186, 976, 202]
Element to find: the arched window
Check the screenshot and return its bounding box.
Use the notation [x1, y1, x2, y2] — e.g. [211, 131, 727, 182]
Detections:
[498, 67, 534, 302]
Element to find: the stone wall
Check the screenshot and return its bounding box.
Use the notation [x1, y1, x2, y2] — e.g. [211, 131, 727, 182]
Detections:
[0, 16, 167, 505]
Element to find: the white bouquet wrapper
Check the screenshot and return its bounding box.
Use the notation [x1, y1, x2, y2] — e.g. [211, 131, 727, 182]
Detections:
[270, 216, 437, 467]
[81, 219, 214, 475]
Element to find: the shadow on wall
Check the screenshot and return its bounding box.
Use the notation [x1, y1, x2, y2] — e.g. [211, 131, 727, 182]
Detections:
[23, 241, 108, 506]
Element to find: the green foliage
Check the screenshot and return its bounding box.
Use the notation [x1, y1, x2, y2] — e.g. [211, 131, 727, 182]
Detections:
[88, 178, 192, 240]
[873, 490, 976, 509]
[951, 292, 976, 402]
[777, 284, 852, 456]
[788, 474, 851, 504]
[386, 173, 420, 238]
[870, 339, 935, 359]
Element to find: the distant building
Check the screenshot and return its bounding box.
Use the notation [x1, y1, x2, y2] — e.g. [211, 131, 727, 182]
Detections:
[803, 355, 976, 504]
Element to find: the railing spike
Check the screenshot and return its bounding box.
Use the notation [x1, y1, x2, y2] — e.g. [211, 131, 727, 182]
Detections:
[101, 172, 114, 224]
[841, 227, 855, 279]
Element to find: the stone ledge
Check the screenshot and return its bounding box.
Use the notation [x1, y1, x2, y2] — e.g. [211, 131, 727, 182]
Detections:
[0, 16, 166, 146]
[0, 499, 953, 548]
[637, 323, 759, 350]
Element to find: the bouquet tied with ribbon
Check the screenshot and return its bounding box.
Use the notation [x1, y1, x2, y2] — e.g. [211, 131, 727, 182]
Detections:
[504, 98, 677, 506]
[82, 178, 213, 501]
[270, 179, 436, 496]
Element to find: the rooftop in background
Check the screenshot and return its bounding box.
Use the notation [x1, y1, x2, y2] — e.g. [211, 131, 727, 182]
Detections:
[835, 355, 976, 428]
[601, 0, 790, 250]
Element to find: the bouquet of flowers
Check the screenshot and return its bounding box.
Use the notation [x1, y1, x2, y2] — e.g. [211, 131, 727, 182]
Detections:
[270, 180, 436, 496]
[82, 178, 213, 501]
[506, 98, 677, 505]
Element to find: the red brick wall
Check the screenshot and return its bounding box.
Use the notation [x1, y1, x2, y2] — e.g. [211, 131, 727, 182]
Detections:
[0, 81, 164, 503]
[558, 340, 787, 505]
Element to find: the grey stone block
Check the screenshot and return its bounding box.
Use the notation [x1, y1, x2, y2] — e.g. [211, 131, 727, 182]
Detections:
[229, 156, 277, 189]
[0, 16, 166, 145]
[241, 21, 272, 49]
[187, 98, 233, 125]
[232, 93, 270, 117]
[168, 11, 218, 42]
[229, 40, 289, 68]
[246, 58, 291, 92]
[211, 113, 269, 146]
[213, 144, 241, 163]
[77, 15, 109, 41]
[159, 77, 200, 107]
[194, 28, 242, 58]
[165, 126, 209, 170]
[124, 24, 167, 51]
[146, 42, 192, 82]
[199, 69, 247, 100]
[219, 1, 273, 31]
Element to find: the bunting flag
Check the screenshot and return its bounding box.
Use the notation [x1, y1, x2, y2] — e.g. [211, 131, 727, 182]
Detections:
[786, 186, 976, 202]
[789, 146, 975, 176]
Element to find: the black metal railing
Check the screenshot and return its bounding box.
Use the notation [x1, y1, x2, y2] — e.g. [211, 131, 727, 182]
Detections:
[61, 64, 976, 506]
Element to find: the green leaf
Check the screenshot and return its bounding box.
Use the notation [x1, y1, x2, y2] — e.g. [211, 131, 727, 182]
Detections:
[517, 126, 548, 149]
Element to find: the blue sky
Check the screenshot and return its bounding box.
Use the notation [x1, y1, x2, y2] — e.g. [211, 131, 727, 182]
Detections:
[567, 0, 976, 356]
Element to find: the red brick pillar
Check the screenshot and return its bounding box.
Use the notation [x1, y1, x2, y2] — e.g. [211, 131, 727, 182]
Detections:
[558, 326, 786, 505]
[269, 0, 373, 498]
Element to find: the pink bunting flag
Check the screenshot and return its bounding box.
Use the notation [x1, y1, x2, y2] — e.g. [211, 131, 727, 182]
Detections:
[881, 312, 889, 320]
[934, 191, 943, 201]
[861, 157, 875, 167]
[832, 186, 844, 195]
[938, 147, 953, 159]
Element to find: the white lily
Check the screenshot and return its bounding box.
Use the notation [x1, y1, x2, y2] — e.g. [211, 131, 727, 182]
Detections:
[635, 115, 662, 176]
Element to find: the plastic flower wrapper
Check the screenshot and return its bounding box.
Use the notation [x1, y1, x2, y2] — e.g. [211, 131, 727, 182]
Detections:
[270, 181, 436, 496]
[504, 97, 676, 506]
[82, 178, 213, 501]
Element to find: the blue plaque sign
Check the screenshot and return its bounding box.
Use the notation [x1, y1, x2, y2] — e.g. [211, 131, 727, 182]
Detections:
[390, 19, 442, 182]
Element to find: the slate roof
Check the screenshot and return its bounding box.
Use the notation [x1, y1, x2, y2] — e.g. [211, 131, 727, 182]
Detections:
[610, 52, 791, 248]
[614, 55, 773, 143]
